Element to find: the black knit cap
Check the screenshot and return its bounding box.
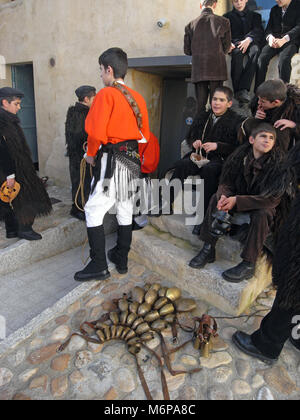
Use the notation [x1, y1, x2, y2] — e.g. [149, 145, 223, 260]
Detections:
[0, 87, 24, 99]
[75, 85, 96, 99]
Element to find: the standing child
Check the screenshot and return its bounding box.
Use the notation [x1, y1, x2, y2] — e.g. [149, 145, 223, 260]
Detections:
[65, 85, 96, 221]
[184, 0, 232, 113]
[74, 48, 150, 282]
[224, 0, 264, 104]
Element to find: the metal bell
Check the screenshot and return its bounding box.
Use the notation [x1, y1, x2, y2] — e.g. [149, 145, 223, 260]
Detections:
[166, 287, 181, 302]
[150, 283, 161, 292]
[153, 297, 168, 310]
[126, 313, 137, 326]
[158, 287, 168, 297]
[144, 310, 160, 323]
[120, 311, 129, 325]
[144, 289, 158, 306]
[138, 302, 152, 316]
[159, 304, 175, 317]
[131, 317, 144, 330]
[131, 286, 145, 304]
[136, 322, 150, 335]
[129, 301, 140, 314]
[96, 330, 105, 343]
[118, 298, 129, 312]
[151, 319, 168, 330]
[109, 312, 119, 325]
[175, 298, 197, 313]
[201, 341, 210, 358]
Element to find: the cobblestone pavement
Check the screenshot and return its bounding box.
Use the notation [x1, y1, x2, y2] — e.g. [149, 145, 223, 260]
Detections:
[0, 261, 299, 401]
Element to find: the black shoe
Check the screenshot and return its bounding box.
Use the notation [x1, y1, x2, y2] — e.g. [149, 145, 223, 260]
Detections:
[232, 331, 278, 365]
[108, 248, 128, 274]
[70, 206, 86, 221]
[6, 231, 18, 239]
[222, 260, 255, 283]
[189, 243, 216, 269]
[18, 229, 42, 241]
[74, 261, 110, 282]
[192, 224, 202, 236]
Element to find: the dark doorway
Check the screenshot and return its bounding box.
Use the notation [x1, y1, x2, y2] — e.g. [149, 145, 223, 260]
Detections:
[12, 64, 38, 165]
[128, 56, 196, 176]
[159, 79, 197, 176]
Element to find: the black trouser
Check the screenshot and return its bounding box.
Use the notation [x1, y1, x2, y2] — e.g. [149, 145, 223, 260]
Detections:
[4, 208, 34, 234]
[231, 43, 260, 93]
[200, 194, 275, 264]
[255, 42, 299, 91]
[170, 157, 223, 214]
[251, 296, 300, 359]
[195, 81, 223, 113]
[69, 154, 91, 210]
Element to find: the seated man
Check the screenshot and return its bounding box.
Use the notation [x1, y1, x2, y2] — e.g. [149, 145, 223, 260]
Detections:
[189, 123, 287, 283]
[255, 0, 300, 90]
[164, 87, 243, 232]
[224, 0, 264, 104]
[242, 79, 300, 152]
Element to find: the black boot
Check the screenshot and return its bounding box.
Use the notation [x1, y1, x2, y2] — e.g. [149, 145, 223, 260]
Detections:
[232, 331, 277, 365]
[18, 224, 42, 241]
[70, 205, 86, 221]
[189, 243, 216, 269]
[222, 260, 255, 283]
[108, 225, 132, 274]
[192, 224, 202, 236]
[74, 225, 110, 282]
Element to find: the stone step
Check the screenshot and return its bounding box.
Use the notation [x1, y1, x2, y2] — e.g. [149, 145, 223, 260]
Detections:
[0, 184, 118, 277]
[130, 224, 272, 316]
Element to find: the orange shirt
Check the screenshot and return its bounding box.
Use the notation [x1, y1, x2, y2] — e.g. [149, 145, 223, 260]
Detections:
[85, 85, 150, 157]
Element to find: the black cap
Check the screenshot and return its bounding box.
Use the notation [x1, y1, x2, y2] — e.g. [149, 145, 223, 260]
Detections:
[75, 85, 96, 99]
[0, 87, 24, 99]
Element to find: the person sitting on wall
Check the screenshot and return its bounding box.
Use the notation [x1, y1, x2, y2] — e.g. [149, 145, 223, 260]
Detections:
[189, 123, 289, 283]
[242, 79, 300, 152]
[184, 0, 232, 113]
[255, 0, 300, 90]
[160, 87, 244, 235]
[232, 141, 300, 364]
[0, 87, 52, 241]
[65, 85, 96, 221]
[224, 0, 264, 104]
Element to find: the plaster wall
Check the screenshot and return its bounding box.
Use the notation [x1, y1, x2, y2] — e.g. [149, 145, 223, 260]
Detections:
[0, 0, 234, 184]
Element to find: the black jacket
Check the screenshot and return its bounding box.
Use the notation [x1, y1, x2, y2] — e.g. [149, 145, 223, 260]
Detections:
[266, 0, 300, 46]
[224, 7, 264, 46]
[186, 108, 244, 161]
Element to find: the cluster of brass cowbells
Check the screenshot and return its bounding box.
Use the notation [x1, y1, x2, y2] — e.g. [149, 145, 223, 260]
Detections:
[94, 283, 197, 355]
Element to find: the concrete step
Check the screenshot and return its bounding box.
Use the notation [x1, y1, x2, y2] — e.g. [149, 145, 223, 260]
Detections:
[0, 185, 117, 277]
[130, 224, 272, 316]
[149, 214, 243, 263]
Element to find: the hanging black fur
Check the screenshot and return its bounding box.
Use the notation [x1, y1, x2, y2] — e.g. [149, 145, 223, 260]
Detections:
[272, 192, 300, 311]
[65, 102, 89, 158]
[0, 108, 52, 225]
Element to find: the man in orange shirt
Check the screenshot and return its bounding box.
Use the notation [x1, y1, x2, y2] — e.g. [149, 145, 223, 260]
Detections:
[74, 48, 150, 282]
